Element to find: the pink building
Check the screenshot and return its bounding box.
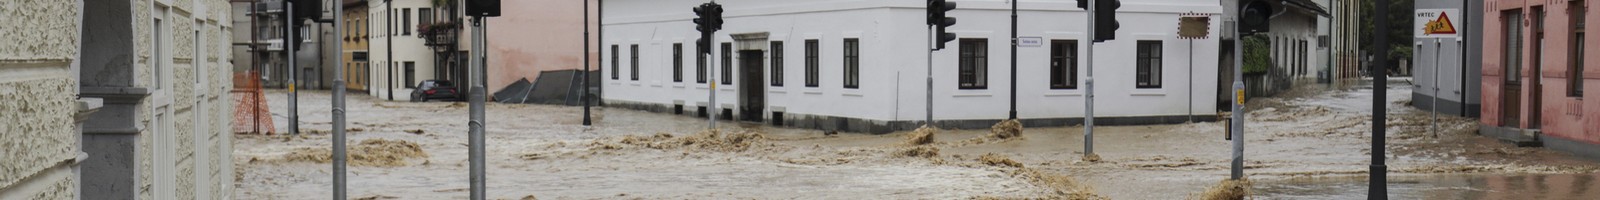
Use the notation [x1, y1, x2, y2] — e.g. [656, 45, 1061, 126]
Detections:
[483, 0, 600, 94]
[1480, 0, 1598, 158]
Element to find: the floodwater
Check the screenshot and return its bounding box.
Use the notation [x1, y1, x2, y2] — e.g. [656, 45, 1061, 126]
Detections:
[1256, 173, 1600, 200]
[239, 78, 1600, 199]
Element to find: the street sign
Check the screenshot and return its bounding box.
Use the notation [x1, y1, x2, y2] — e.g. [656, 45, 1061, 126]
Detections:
[1414, 9, 1461, 39]
[1017, 37, 1043, 47]
[1177, 16, 1210, 39]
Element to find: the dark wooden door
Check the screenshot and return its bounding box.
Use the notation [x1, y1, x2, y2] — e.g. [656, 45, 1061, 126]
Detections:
[739, 50, 765, 122]
[1502, 10, 1526, 127]
[1530, 7, 1545, 128]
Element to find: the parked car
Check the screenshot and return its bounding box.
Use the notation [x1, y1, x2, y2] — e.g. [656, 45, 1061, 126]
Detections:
[409, 80, 459, 102]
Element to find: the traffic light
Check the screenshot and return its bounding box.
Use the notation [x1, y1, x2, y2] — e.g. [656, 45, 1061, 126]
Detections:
[1239, 0, 1272, 34]
[285, 0, 320, 50]
[928, 0, 957, 50]
[290, 0, 320, 21]
[1092, 0, 1120, 42]
[693, 3, 723, 54]
[467, 0, 501, 17]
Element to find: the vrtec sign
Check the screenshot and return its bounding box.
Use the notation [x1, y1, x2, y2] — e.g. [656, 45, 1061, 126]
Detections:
[1415, 9, 1461, 39]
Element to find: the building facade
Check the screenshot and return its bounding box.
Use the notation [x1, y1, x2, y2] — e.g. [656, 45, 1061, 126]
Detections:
[483, 0, 600, 94]
[1330, 0, 1362, 80]
[344, 0, 372, 92]
[233, 0, 339, 89]
[3, 0, 236, 199]
[1412, 0, 1485, 117]
[368, 0, 441, 101]
[602, 0, 1224, 133]
[1, 0, 91, 198]
[1480, 0, 1597, 158]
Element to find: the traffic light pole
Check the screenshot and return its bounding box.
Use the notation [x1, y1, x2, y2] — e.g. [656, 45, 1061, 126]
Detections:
[1083, 0, 1096, 157]
[285, 2, 299, 135]
[926, 25, 934, 126]
[1230, 21, 1245, 180]
[469, 16, 488, 200]
[709, 38, 718, 130]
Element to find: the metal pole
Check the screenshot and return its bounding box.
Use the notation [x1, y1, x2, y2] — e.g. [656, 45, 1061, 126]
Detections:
[469, 16, 487, 200]
[1189, 39, 1194, 122]
[1008, 0, 1018, 120]
[250, 0, 260, 134]
[1230, 21, 1244, 180]
[386, 0, 395, 101]
[1371, 0, 1392, 196]
[1440, 38, 1452, 137]
[926, 25, 934, 126]
[331, 2, 347, 199]
[286, 1, 298, 135]
[1084, 0, 1096, 156]
[583, 0, 592, 126]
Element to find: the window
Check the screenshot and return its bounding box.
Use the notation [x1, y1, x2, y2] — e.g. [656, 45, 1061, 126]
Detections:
[153, 19, 165, 91]
[611, 45, 619, 80]
[843, 38, 860, 89]
[1505, 10, 1524, 84]
[673, 43, 683, 82]
[630, 45, 640, 80]
[697, 47, 707, 83]
[1136, 40, 1163, 88]
[1050, 40, 1078, 89]
[402, 8, 411, 35]
[721, 42, 732, 85]
[404, 62, 415, 88]
[959, 38, 988, 89]
[771, 41, 784, 86]
[1572, 1, 1587, 97]
[805, 39, 819, 87]
[420, 8, 433, 27]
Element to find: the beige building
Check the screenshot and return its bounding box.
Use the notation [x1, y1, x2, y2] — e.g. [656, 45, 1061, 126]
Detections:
[1, 0, 236, 199]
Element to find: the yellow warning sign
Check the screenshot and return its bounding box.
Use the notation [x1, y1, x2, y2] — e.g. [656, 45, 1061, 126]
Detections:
[1415, 9, 1462, 38]
[1424, 12, 1457, 35]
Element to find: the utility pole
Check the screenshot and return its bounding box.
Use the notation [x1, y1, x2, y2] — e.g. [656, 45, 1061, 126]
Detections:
[1371, 0, 1392, 196]
[1008, 0, 1018, 120]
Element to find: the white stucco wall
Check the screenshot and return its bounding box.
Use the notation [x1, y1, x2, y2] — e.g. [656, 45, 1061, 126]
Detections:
[602, 0, 1223, 124]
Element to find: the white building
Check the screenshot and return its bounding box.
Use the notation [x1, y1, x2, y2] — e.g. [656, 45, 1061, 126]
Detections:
[602, 0, 1224, 133]
[368, 0, 439, 101]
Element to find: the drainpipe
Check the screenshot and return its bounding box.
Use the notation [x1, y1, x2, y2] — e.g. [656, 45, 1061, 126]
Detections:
[387, 0, 394, 101]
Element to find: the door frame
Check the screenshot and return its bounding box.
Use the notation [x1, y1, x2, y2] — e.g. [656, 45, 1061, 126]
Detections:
[730, 32, 771, 122]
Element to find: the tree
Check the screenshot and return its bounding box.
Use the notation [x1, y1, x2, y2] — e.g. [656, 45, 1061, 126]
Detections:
[1360, 0, 1414, 70]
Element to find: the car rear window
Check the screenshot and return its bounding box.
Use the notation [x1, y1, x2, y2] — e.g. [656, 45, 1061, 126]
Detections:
[434, 81, 454, 87]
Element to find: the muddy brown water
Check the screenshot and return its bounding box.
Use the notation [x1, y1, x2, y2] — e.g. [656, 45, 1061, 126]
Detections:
[244, 81, 1600, 199]
[1255, 173, 1600, 199]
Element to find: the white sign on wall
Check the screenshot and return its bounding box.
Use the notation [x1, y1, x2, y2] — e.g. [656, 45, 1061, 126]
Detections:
[1017, 37, 1043, 47]
[1414, 9, 1461, 39]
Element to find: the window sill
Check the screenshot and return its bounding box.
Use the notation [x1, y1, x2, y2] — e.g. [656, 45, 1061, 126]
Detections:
[671, 83, 686, 88]
[841, 89, 864, 97]
[1130, 88, 1166, 96]
[1042, 90, 1083, 97]
[628, 82, 642, 86]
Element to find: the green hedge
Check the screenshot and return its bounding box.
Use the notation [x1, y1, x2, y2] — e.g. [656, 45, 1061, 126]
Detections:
[1242, 35, 1270, 74]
